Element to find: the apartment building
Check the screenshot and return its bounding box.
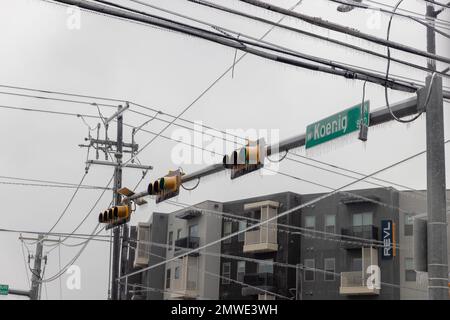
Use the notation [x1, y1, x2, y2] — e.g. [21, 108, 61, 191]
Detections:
[127, 188, 449, 300]
[218, 192, 302, 300]
[163, 201, 223, 300]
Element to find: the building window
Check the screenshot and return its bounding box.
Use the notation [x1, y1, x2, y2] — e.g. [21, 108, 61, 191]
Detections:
[352, 258, 362, 271]
[352, 212, 373, 227]
[166, 269, 171, 289]
[177, 228, 182, 240]
[404, 214, 414, 236]
[174, 266, 180, 280]
[223, 221, 233, 244]
[405, 258, 416, 282]
[305, 216, 315, 230]
[258, 259, 274, 274]
[238, 220, 246, 242]
[324, 258, 335, 281]
[189, 224, 199, 238]
[237, 261, 246, 282]
[325, 215, 336, 234]
[222, 262, 231, 284]
[304, 259, 315, 281]
[168, 231, 173, 251]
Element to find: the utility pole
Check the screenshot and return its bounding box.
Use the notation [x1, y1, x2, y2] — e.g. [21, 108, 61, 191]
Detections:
[29, 234, 44, 300]
[80, 104, 153, 300]
[111, 105, 124, 301]
[425, 0, 448, 300]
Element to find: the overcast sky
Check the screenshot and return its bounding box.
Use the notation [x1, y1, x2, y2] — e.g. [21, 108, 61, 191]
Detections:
[0, 0, 449, 300]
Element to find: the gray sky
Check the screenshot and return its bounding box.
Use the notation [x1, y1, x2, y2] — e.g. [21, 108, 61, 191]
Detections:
[0, 0, 449, 299]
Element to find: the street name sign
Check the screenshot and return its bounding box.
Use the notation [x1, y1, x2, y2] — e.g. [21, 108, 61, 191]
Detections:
[0, 284, 9, 295]
[305, 101, 370, 149]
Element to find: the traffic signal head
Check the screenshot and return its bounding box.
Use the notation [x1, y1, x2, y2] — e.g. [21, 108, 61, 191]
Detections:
[98, 205, 130, 225]
[147, 170, 183, 203]
[222, 138, 266, 179]
[159, 175, 178, 192]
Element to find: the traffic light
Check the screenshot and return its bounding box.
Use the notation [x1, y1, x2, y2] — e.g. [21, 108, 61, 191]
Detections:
[98, 204, 131, 227]
[223, 138, 266, 179]
[147, 169, 183, 203]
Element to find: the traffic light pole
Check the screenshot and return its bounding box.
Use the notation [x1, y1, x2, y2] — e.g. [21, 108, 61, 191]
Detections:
[111, 106, 123, 301]
[425, 1, 448, 300]
[29, 234, 44, 300]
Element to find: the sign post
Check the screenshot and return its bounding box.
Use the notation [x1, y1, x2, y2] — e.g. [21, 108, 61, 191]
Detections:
[305, 101, 370, 149]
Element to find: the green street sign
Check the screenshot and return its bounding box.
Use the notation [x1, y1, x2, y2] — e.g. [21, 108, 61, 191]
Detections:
[0, 284, 9, 296]
[305, 101, 370, 149]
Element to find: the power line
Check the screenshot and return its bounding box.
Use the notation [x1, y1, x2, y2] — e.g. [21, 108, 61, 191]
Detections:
[165, 199, 401, 249]
[128, 244, 293, 299]
[233, 0, 450, 63]
[129, 0, 449, 78]
[327, 0, 450, 38]
[52, 0, 418, 94]
[0, 99, 438, 208]
[422, 0, 450, 9]
[365, 0, 450, 27]
[127, 238, 427, 294]
[0, 175, 111, 190]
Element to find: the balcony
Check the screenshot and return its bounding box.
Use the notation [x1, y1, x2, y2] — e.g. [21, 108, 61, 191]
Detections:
[341, 225, 379, 249]
[339, 271, 380, 296]
[340, 247, 379, 296]
[242, 201, 279, 254]
[170, 256, 199, 299]
[243, 228, 278, 253]
[242, 273, 276, 297]
[174, 236, 200, 257]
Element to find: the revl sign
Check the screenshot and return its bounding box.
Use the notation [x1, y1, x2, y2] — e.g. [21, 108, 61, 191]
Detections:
[381, 220, 396, 259]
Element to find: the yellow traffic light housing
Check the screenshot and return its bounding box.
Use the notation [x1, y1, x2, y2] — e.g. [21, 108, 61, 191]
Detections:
[223, 138, 266, 179]
[147, 170, 183, 203]
[99, 204, 131, 229]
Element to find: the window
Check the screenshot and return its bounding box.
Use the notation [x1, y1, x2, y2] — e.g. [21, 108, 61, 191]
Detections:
[352, 212, 373, 226]
[222, 262, 231, 284]
[189, 224, 199, 238]
[325, 215, 336, 233]
[404, 214, 414, 236]
[324, 258, 335, 281]
[166, 269, 171, 289]
[177, 229, 182, 240]
[405, 258, 416, 282]
[238, 220, 247, 242]
[352, 258, 362, 271]
[168, 231, 173, 251]
[223, 221, 232, 244]
[237, 261, 246, 282]
[305, 216, 315, 230]
[258, 259, 274, 274]
[304, 259, 315, 281]
[174, 266, 180, 280]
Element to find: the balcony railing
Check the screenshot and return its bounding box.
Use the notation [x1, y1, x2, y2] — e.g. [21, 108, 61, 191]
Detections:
[243, 227, 278, 253]
[341, 225, 378, 248]
[174, 236, 200, 257]
[339, 271, 380, 295]
[244, 273, 275, 287]
[170, 256, 199, 299]
[242, 273, 276, 297]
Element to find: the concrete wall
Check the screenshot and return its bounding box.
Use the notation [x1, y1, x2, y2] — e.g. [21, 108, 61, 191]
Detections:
[398, 190, 450, 300]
